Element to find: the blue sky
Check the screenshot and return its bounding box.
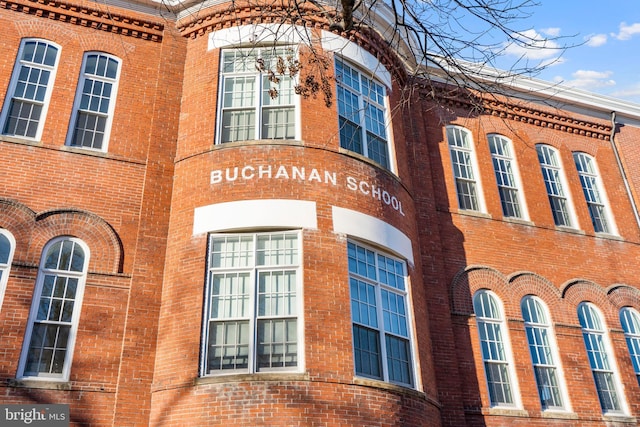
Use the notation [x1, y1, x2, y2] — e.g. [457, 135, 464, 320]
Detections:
[495, 1, 640, 104]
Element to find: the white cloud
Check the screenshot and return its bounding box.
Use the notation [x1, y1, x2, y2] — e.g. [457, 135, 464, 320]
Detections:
[612, 22, 640, 40]
[585, 33, 607, 47]
[556, 70, 616, 89]
[542, 27, 561, 37]
[610, 83, 640, 101]
[502, 29, 563, 61]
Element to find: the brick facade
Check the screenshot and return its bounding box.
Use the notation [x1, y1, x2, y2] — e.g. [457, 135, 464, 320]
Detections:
[1, 0, 640, 426]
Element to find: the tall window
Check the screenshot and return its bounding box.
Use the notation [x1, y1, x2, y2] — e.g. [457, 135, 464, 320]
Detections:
[620, 307, 640, 387]
[578, 302, 624, 414]
[202, 231, 301, 375]
[0, 229, 16, 310]
[573, 153, 613, 234]
[218, 47, 297, 143]
[521, 296, 565, 410]
[349, 241, 414, 387]
[536, 145, 575, 227]
[66, 52, 121, 150]
[18, 237, 89, 380]
[336, 59, 390, 169]
[1, 39, 60, 139]
[489, 134, 525, 218]
[447, 126, 482, 211]
[474, 290, 516, 407]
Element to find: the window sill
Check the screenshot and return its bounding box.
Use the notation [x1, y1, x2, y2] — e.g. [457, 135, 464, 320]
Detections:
[195, 372, 309, 386]
[502, 217, 534, 226]
[481, 407, 529, 417]
[554, 225, 585, 235]
[455, 209, 492, 220]
[213, 139, 305, 150]
[353, 377, 424, 399]
[602, 414, 636, 423]
[7, 378, 71, 390]
[594, 232, 623, 241]
[0, 135, 41, 146]
[540, 410, 578, 419]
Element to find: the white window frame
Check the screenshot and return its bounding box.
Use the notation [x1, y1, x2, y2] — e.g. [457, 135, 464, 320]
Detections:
[573, 152, 616, 235]
[65, 52, 121, 152]
[578, 302, 628, 415]
[0, 38, 60, 141]
[216, 46, 300, 144]
[473, 290, 520, 408]
[446, 126, 485, 212]
[335, 57, 394, 170]
[488, 134, 527, 220]
[17, 237, 90, 381]
[348, 240, 416, 388]
[619, 307, 640, 387]
[200, 230, 303, 376]
[521, 295, 570, 412]
[0, 229, 16, 311]
[536, 144, 577, 228]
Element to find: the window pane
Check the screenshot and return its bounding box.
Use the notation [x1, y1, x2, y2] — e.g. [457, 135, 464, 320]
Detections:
[336, 59, 390, 167]
[349, 241, 412, 386]
[204, 232, 300, 375]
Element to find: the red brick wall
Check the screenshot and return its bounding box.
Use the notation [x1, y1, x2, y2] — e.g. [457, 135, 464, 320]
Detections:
[0, 1, 184, 425]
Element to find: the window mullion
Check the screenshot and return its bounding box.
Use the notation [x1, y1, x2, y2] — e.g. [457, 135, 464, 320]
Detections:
[256, 73, 263, 139]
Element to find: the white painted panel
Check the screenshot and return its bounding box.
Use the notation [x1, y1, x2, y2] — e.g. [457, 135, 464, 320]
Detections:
[208, 24, 313, 50]
[332, 206, 413, 265]
[193, 199, 317, 234]
[321, 30, 392, 89]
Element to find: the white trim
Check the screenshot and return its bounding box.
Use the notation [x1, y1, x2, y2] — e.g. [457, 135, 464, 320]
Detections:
[0, 229, 16, 311]
[321, 31, 392, 89]
[521, 295, 572, 413]
[17, 237, 90, 381]
[473, 289, 522, 409]
[208, 24, 313, 51]
[536, 144, 579, 229]
[488, 133, 529, 221]
[193, 199, 317, 235]
[65, 52, 122, 152]
[0, 38, 61, 142]
[578, 302, 630, 416]
[331, 206, 413, 265]
[446, 125, 487, 213]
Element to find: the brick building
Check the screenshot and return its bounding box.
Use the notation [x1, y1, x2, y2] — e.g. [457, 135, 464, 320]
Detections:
[1, 0, 640, 425]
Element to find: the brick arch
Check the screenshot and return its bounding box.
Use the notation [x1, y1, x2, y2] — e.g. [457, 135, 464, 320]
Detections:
[507, 271, 569, 323]
[607, 284, 640, 312]
[450, 265, 507, 316]
[0, 198, 36, 262]
[77, 33, 136, 57]
[561, 279, 616, 326]
[13, 18, 79, 45]
[31, 209, 123, 274]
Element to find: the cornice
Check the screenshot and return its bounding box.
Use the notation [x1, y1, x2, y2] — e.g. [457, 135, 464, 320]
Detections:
[1, 0, 165, 41]
[439, 92, 612, 141]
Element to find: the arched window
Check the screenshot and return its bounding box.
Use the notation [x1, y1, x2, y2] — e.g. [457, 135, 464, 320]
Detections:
[18, 237, 89, 380]
[0, 229, 16, 310]
[0, 39, 60, 140]
[578, 302, 625, 414]
[474, 290, 516, 406]
[573, 152, 615, 234]
[66, 52, 121, 151]
[619, 307, 640, 387]
[447, 126, 483, 212]
[488, 134, 526, 219]
[536, 144, 575, 227]
[521, 296, 566, 410]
